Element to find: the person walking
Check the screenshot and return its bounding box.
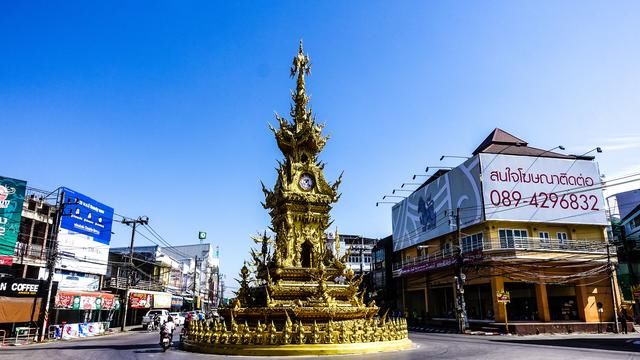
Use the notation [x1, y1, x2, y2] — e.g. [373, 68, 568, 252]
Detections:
[620, 308, 629, 334]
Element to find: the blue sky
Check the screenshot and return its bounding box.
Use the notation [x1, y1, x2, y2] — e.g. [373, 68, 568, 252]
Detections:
[2, 1, 640, 290]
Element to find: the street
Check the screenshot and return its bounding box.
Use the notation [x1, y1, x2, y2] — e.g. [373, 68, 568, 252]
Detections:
[1, 330, 640, 360]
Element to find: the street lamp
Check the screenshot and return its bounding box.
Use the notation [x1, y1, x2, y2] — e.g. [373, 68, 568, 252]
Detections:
[383, 195, 406, 200]
[425, 166, 453, 173]
[375, 201, 396, 207]
[440, 155, 470, 161]
[392, 189, 413, 194]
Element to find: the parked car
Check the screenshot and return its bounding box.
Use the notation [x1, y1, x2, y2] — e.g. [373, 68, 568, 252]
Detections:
[141, 309, 169, 329]
[169, 312, 185, 326]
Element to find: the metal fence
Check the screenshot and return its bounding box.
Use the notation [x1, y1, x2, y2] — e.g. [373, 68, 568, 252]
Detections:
[392, 237, 608, 273]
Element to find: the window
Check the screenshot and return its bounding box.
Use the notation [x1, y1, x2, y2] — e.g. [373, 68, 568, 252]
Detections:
[498, 229, 528, 248]
[557, 232, 568, 248]
[539, 232, 550, 248]
[632, 215, 640, 229]
[462, 233, 484, 252]
[443, 242, 452, 256]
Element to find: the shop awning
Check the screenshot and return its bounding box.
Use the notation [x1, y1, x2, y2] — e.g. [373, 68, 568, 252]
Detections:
[0, 296, 41, 323]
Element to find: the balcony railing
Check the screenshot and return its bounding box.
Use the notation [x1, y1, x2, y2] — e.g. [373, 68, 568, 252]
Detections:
[108, 276, 165, 292]
[483, 237, 608, 253]
[392, 237, 609, 277]
[14, 242, 47, 261]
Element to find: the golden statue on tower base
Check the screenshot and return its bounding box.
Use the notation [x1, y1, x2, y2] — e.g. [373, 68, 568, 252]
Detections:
[183, 41, 412, 356]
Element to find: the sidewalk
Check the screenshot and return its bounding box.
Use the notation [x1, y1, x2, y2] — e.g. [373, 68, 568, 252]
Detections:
[0, 325, 144, 348]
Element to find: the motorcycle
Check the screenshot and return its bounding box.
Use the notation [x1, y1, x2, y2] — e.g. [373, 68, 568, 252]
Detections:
[148, 316, 161, 332]
[160, 332, 172, 352]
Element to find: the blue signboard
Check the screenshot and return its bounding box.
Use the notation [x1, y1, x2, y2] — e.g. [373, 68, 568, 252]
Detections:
[60, 187, 114, 245]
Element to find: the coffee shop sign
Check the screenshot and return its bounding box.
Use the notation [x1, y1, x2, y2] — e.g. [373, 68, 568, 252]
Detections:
[0, 281, 39, 295]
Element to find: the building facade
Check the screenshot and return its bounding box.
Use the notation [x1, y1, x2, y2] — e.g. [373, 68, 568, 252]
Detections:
[326, 233, 376, 275]
[391, 129, 620, 334]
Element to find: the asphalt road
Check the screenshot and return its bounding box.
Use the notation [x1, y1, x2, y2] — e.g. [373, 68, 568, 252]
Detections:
[1, 329, 639, 359]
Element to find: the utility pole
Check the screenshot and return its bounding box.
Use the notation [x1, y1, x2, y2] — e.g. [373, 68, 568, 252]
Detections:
[606, 240, 620, 333]
[38, 190, 65, 342]
[120, 216, 149, 331]
[193, 255, 199, 310]
[454, 207, 468, 333]
[359, 235, 364, 276]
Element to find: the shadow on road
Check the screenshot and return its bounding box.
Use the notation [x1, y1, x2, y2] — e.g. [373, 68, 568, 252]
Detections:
[492, 337, 640, 353]
[10, 343, 159, 351]
[134, 349, 166, 354]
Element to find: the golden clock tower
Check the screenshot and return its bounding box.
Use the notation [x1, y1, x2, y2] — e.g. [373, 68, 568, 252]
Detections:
[183, 42, 410, 356]
[263, 40, 342, 269]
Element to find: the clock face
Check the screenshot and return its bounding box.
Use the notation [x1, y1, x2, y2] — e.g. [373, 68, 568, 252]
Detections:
[299, 173, 315, 191]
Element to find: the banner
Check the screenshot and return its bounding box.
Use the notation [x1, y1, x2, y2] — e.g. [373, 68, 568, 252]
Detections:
[62, 323, 79, 340]
[54, 272, 100, 291]
[479, 154, 607, 225]
[129, 292, 153, 308]
[56, 187, 114, 275]
[392, 157, 483, 251]
[0, 176, 27, 265]
[55, 291, 115, 310]
[153, 293, 172, 308]
[61, 322, 105, 340]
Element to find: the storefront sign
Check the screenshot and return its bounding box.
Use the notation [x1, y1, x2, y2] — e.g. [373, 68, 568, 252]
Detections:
[171, 296, 184, 308]
[0, 278, 46, 297]
[392, 157, 483, 251]
[395, 250, 484, 277]
[54, 272, 100, 291]
[153, 293, 172, 308]
[480, 154, 607, 225]
[0, 176, 27, 265]
[55, 291, 115, 310]
[497, 290, 510, 303]
[129, 292, 153, 308]
[56, 187, 114, 275]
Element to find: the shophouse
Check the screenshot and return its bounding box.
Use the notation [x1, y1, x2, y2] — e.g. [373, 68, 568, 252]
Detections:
[369, 235, 397, 311]
[161, 243, 220, 310]
[391, 128, 620, 334]
[607, 189, 640, 304]
[326, 233, 376, 276]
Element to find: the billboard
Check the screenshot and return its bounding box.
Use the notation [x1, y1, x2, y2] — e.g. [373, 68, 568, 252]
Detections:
[392, 157, 483, 251]
[479, 154, 607, 225]
[56, 187, 114, 275]
[0, 176, 27, 265]
[53, 271, 100, 292]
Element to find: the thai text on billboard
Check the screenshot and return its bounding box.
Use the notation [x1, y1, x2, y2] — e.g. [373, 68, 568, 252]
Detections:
[392, 157, 483, 251]
[0, 176, 27, 265]
[479, 154, 607, 225]
[56, 187, 114, 275]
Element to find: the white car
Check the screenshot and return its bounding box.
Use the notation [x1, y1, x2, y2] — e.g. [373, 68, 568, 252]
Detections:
[169, 312, 185, 326]
[141, 309, 169, 329]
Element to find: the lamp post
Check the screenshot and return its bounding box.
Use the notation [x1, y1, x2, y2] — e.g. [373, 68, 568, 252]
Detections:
[382, 195, 406, 200]
[424, 166, 453, 173]
[392, 189, 413, 194]
[439, 155, 471, 161]
[375, 202, 396, 207]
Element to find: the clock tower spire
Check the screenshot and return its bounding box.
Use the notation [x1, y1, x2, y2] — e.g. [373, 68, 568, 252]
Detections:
[263, 42, 343, 269]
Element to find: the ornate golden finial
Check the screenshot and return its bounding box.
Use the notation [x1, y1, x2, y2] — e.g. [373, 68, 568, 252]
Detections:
[290, 39, 311, 125]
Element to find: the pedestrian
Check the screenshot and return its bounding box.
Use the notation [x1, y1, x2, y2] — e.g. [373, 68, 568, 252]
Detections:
[620, 308, 628, 334]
